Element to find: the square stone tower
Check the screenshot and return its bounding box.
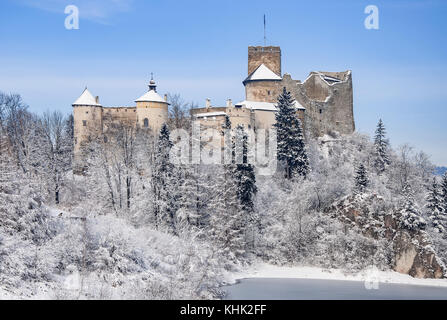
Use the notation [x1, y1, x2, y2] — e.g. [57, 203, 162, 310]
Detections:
[247, 46, 281, 76]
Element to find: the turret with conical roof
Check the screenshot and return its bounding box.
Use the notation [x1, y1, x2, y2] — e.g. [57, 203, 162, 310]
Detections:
[135, 77, 169, 132]
[72, 87, 102, 107]
[72, 87, 103, 159]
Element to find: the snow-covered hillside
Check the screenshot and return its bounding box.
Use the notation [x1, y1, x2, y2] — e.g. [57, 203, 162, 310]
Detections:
[1, 91, 447, 299]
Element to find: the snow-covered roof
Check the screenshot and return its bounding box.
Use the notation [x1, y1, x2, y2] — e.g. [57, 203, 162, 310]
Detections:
[236, 100, 277, 111]
[322, 75, 342, 84]
[243, 64, 282, 83]
[135, 89, 169, 104]
[72, 88, 102, 106]
[235, 100, 306, 111]
[293, 100, 306, 110]
[194, 111, 227, 118]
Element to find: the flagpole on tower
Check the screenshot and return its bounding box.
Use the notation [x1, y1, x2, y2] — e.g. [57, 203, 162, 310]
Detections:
[264, 14, 266, 46]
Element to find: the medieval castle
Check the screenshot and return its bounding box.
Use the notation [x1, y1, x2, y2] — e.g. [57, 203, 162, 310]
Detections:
[72, 45, 355, 161]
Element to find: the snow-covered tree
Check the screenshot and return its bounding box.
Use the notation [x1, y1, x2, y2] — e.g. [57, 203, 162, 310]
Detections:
[274, 88, 309, 179]
[208, 125, 254, 260]
[426, 177, 445, 232]
[233, 126, 258, 250]
[441, 173, 447, 214]
[354, 163, 369, 193]
[176, 164, 210, 229]
[167, 93, 194, 130]
[399, 184, 426, 231]
[222, 114, 231, 132]
[208, 164, 245, 260]
[233, 125, 257, 213]
[38, 111, 73, 204]
[152, 124, 178, 234]
[373, 119, 390, 174]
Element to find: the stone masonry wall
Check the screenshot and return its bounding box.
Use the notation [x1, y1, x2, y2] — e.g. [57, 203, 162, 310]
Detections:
[248, 46, 281, 76]
[282, 71, 355, 137]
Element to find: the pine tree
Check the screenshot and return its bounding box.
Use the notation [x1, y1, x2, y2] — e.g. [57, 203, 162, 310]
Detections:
[233, 125, 258, 251]
[399, 184, 426, 231]
[441, 173, 447, 214]
[373, 119, 390, 174]
[233, 125, 257, 213]
[152, 124, 178, 234]
[222, 115, 231, 132]
[354, 163, 369, 193]
[208, 164, 245, 260]
[222, 114, 232, 165]
[426, 177, 445, 232]
[176, 164, 209, 229]
[208, 125, 255, 260]
[273, 88, 309, 179]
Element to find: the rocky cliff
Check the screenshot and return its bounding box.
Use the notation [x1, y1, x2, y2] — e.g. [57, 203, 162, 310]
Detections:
[326, 193, 446, 279]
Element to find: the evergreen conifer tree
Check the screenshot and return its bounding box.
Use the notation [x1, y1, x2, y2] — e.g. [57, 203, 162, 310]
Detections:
[354, 163, 369, 193]
[426, 177, 444, 232]
[373, 119, 390, 174]
[208, 164, 245, 260]
[233, 125, 257, 213]
[273, 88, 309, 179]
[399, 184, 426, 231]
[152, 124, 178, 234]
[441, 173, 447, 214]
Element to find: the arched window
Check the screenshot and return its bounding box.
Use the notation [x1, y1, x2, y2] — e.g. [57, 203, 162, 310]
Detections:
[143, 118, 149, 128]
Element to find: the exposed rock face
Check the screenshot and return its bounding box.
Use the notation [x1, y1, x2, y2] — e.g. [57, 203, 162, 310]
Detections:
[327, 193, 446, 279]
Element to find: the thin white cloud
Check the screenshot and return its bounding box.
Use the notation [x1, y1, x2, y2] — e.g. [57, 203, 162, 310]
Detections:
[15, 0, 133, 24]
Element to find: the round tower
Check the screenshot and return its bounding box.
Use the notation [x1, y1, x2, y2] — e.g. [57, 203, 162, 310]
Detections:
[72, 87, 103, 156]
[135, 78, 169, 134]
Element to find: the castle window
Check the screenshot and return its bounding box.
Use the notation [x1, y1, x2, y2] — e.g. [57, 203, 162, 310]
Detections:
[267, 90, 271, 95]
[104, 136, 108, 143]
[319, 109, 322, 114]
[83, 120, 87, 126]
[86, 111, 88, 114]
[143, 118, 149, 128]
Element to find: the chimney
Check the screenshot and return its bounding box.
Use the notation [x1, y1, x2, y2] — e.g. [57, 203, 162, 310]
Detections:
[95, 96, 99, 104]
[226, 99, 233, 108]
[206, 98, 211, 109]
[164, 94, 168, 102]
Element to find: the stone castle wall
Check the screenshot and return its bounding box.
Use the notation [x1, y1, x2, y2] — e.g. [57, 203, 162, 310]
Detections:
[244, 80, 282, 103]
[73, 106, 103, 154]
[281, 71, 355, 137]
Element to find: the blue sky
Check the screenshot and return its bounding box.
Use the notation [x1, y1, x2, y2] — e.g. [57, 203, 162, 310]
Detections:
[0, 0, 446, 165]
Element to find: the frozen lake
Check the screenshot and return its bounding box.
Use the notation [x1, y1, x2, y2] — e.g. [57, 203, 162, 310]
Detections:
[223, 278, 447, 300]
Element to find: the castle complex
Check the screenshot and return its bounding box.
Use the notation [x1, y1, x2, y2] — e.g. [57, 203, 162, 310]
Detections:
[190, 46, 355, 138]
[72, 79, 169, 158]
[72, 45, 355, 163]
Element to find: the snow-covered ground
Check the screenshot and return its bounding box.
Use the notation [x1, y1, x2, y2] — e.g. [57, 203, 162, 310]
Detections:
[226, 263, 447, 288]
